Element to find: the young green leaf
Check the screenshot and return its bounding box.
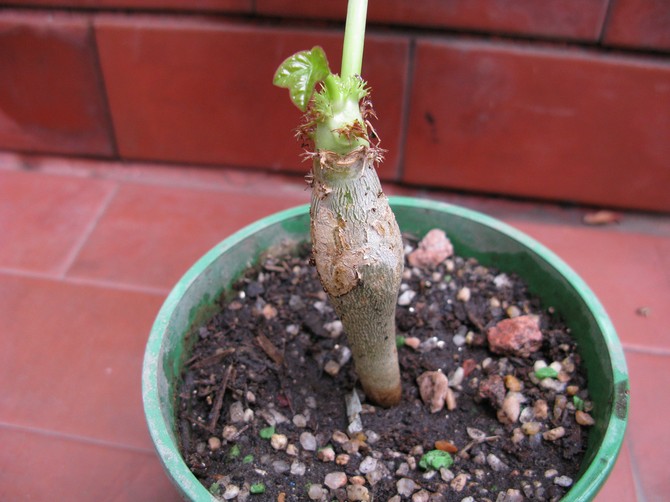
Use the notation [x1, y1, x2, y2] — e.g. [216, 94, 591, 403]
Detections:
[273, 46, 331, 112]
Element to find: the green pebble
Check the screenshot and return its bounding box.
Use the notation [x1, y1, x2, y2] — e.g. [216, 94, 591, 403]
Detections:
[242, 454, 254, 464]
[229, 444, 241, 459]
[573, 395, 585, 411]
[250, 483, 266, 494]
[535, 367, 559, 379]
[419, 449, 454, 471]
[396, 335, 406, 348]
[259, 426, 275, 439]
[208, 483, 221, 496]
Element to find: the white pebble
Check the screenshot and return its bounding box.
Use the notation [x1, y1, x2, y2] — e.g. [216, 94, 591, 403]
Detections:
[457, 287, 471, 302]
[396, 478, 418, 497]
[324, 471, 348, 490]
[293, 414, 307, 428]
[300, 431, 317, 451]
[291, 460, 306, 476]
[229, 401, 245, 423]
[554, 475, 573, 487]
[359, 456, 378, 474]
[270, 434, 288, 450]
[398, 290, 417, 306]
[223, 485, 240, 499]
[308, 484, 326, 500]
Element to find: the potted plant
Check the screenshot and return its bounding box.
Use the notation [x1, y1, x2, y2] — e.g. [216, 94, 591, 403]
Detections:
[142, 1, 628, 500]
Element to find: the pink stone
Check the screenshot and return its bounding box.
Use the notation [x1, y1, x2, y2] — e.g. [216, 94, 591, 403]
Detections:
[487, 315, 543, 358]
[408, 229, 454, 268]
[417, 370, 449, 413]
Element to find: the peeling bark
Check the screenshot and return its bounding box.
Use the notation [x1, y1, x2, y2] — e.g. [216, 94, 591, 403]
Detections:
[309, 146, 403, 407]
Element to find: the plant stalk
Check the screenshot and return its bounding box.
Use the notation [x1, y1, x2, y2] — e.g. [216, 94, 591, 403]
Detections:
[341, 0, 368, 79]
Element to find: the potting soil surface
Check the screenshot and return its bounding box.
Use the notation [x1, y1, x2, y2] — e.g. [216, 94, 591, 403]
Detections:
[177, 238, 591, 501]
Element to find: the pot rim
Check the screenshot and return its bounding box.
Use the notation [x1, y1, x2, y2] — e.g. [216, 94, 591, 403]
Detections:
[142, 196, 628, 501]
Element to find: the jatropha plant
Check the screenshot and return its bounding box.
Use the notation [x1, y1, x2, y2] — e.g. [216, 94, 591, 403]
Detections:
[274, 0, 404, 407]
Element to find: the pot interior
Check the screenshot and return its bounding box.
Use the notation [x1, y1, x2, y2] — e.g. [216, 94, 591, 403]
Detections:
[143, 196, 628, 501]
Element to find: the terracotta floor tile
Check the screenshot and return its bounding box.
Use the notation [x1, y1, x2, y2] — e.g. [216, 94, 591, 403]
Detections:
[594, 442, 638, 501]
[506, 220, 670, 351]
[0, 273, 164, 450]
[0, 427, 180, 501]
[0, 170, 116, 275]
[624, 351, 670, 500]
[67, 181, 310, 290]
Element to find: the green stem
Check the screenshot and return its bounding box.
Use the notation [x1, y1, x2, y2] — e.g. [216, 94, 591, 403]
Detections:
[341, 0, 368, 79]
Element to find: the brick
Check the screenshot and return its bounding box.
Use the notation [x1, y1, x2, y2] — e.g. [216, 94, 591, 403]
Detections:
[5, 0, 251, 12]
[0, 12, 114, 156]
[403, 39, 670, 211]
[257, 0, 609, 41]
[94, 16, 409, 180]
[603, 0, 670, 52]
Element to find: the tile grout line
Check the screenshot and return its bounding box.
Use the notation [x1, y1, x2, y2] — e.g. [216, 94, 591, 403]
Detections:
[0, 421, 157, 456]
[624, 437, 647, 502]
[0, 267, 171, 297]
[56, 181, 120, 280]
[622, 344, 670, 357]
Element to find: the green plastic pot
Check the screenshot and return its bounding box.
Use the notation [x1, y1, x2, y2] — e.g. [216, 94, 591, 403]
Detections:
[142, 197, 628, 501]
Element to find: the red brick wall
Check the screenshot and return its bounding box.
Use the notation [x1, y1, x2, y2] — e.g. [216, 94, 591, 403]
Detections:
[1, 1, 669, 211]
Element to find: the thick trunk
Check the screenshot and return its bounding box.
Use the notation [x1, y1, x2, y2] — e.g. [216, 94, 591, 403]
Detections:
[310, 147, 403, 407]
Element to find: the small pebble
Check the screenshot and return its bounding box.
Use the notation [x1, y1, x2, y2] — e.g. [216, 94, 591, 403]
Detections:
[229, 401, 245, 423]
[554, 475, 574, 487]
[511, 427, 525, 444]
[346, 484, 370, 502]
[350, 475, 366, 485]
[324, 320, 343, 337]
[300, 432, 317, 451]
[506, 305, 522, 318]
[359, 456, 378, 474]
[404, 336, 421, 349]
[222, 425, 237, 441]
[411, 490, 431, 502]
[522, 422, 542, 435]
[487, 453, 508, 472]
[336, 453, 351, 465]
[223, 485, 240, 500]
[457, 287, 471, 302]
[533, 400, 549, 420]
[324, 472, 348, 490]
[286, 444, 298, 456]
[290, 461, 306, 476]
[450, 473, 470, 492]
[308, 484, 326, 500]
[272, 460, 290, 474]
[504, 374, 522, 392]
[396, 478, 418, 497]
[271, 434, 288, 451]
[208, 437, 221, 451]
[575, 410, 595, 426]
[544, 469, 559, 478]
[543, 427, 566, 441]
[324, 360, 341, 376]
[398, 290, 417, 306]
[292, 414, 307, 428]
[318, 446, 335, 462]
[439, 468, 455, 482]
[453, 334, 466, 346]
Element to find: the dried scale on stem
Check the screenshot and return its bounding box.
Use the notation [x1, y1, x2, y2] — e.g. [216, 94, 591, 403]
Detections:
[274, 0, 404, 406]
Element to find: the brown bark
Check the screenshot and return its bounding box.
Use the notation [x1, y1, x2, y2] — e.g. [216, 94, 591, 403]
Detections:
[309, 146, 403, 407]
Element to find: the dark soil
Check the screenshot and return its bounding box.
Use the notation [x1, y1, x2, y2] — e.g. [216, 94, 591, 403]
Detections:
[176, 238, 592, 502]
